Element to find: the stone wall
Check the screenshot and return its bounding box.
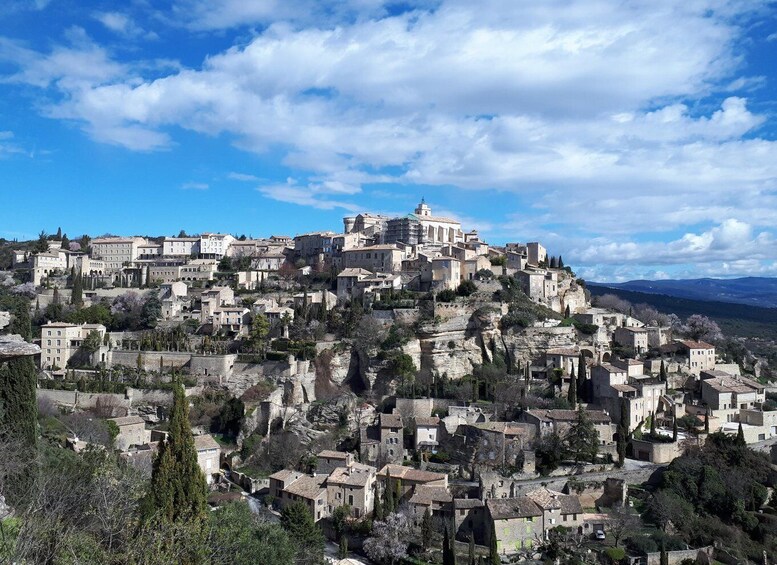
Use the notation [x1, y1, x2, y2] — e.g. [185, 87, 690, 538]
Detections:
[106, 350, 237, 377]
[644, 546, 713, 565]
[38, 386, 201, 409]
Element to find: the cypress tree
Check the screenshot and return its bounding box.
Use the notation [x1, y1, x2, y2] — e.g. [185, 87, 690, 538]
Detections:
[373, 483, 384, 520]
[564, 304, 570, 318]
[52, 286, 60, 305]
[489, 522, 499, 565]
[704, 408, 710, 434]
[649, 411, 656, 436]
[558, 256, 564, 269]
[395, 477, 403, 508]
[421, 507, 432, 550]
[71, 271, 83, 307]
[659, 359, 667, 382]
[567, 365, 577, 406]
[0, 299, 38, 506]
[443, 526, 456, 565]
[577, 353, 587, 402]
[146, 376, 208, 523]
[0, 300, 38, 446]
[736, 422, 746, 446]
[384, 470, 395, 514]
[468, 533, 475, 565]
[672, 415, 678, 441]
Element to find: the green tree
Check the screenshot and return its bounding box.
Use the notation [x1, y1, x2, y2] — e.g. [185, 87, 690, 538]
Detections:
[33, 230, 48, 252]
[209, 502, 295, 565]
[338, 535, 348, 559]
[659, 359, 667, 382]
[443, 526, 455, 565]
[0, 298, 38, 506]
[489, 521, 499, 564]
[672, 415, 678, 441]
[71, 271, 84, 307]
[567, 365, 577, 406]
[145, 377, 208, 524]
[421, 507, 432, 550]
[736, 421, 745, 446]
[373, 483, 384, 520]
[566, 405, 599, 463]
[576, 353, 587, 402]
[280, 501, 325, 565]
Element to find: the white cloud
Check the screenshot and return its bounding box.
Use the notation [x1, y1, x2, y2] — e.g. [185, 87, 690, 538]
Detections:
[93, 12, 156, 39]
[228, 172, 261, 182]
[3, 0, 777, 277]
[258, 178, 362, 211]
[181, 182, 209, 190]
[572, 219, 775, 266]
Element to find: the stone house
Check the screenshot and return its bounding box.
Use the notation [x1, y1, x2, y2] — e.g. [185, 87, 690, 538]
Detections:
[631, 438, 682, 463]
[738, 409, 777, 441]
[194, 434, 221, 484]
[199, 286, 235, 324]
[198, 233, 235, 260]
[454, 498, 487, 544]
[613, 327, 649, 354]
[376, 464, 448, 505]
[486, 497, 544, 554]
[316, 450, 354, 476]
[413, 416, 440, 450]
[110, 415, 148, 451]
[40, 321, 108, 369]
[591, 363, 666, 432]
[325, 462, 377, 519]
[269, 469, 304, 502]
[270, 472, 329, 522]
[700, 373, 765, 421]
[464, 422, 535, 470]
[675, 340, 716, 375]
[520, 409, 616, 447]
[544, 348, 579, 375]
[379, 412, 404, 464]
[525, 487, 583, 531]
[486, 489, 583, 556]
[342, 245, 405, 274]
[212, 307, 251, 335]
[408, 484, 453, 523]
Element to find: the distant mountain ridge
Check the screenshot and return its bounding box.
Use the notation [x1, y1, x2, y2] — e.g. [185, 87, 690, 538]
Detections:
[589, 276, 777, 309]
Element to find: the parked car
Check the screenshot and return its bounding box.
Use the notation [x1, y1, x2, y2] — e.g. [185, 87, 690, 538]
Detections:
[594, 530, 606, 541]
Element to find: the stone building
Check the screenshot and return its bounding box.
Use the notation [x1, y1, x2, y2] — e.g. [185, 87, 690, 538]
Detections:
[198, 233, 235, 260]
[110, 415, 148, 451]
[40, 321, 108, 369]
[91, 237, 147, 272]
[412, 199, 463, 245]
[342, 245, 405, 274]
[325, 462, 377, 519]
[194, 434, 221, 484]
[385, 214, 426, 246]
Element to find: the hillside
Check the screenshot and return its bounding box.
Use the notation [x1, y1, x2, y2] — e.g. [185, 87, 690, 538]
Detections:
[587, 283, 777, 341]
[591, 277, 777, 308]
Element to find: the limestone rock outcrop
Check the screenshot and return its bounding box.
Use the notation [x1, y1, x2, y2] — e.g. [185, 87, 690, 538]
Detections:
[0, 334, 40, 361]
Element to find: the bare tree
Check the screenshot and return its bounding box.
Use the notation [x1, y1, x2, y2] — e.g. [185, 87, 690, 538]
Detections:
[606, 505, 640, 547]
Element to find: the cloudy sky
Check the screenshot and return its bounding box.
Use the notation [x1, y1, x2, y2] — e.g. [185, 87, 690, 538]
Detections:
[1, 0, 776, 281]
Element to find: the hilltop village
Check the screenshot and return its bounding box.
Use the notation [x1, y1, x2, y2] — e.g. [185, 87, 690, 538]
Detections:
[1, 200, 776, 564]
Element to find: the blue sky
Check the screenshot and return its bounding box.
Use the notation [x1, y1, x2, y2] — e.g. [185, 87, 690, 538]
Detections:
[1, 0, 777, 282]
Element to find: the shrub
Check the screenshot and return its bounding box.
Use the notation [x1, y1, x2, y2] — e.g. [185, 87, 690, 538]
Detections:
[626, 535, 658, 555]
[436, 289, 457, 302]
[456, 280, 477, 297]
[604, 547, 626, 563]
